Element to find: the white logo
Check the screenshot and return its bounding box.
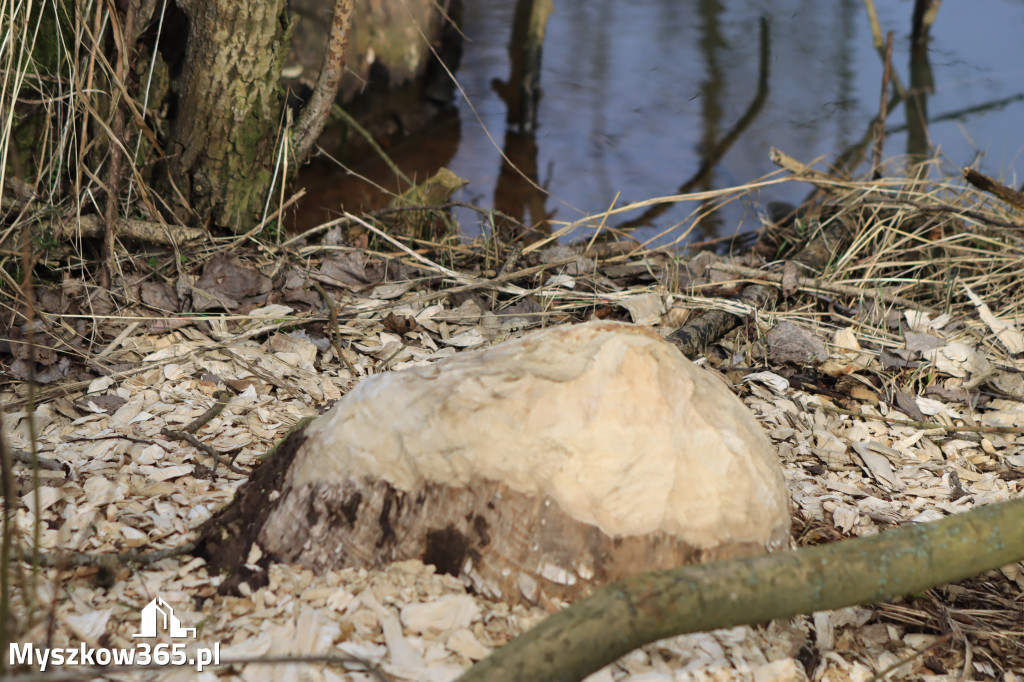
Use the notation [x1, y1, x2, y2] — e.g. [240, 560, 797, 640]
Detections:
[132, 597, 196, 639]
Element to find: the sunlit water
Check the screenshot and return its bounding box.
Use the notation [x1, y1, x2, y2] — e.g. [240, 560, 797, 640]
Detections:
[298, 0, 1024, 247]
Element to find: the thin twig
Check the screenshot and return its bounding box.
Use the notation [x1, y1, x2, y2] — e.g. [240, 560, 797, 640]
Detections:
[709, 262, 939, 314]
[159, 390, 247, 474]
[865, 634, 953, 682]
[344, 212, 537, 298]
[182, 390, 232, 434]
[311, 281, 359, 376]
[159, 428, 247, 475]
[221, 188, 308, 251]
[332, 254, 580, 321]
[820, 404, 1024, 436]
[379, 340, 410, 369]
[329, 105, 412, 187]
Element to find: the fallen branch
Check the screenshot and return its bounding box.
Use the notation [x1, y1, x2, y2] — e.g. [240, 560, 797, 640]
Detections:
[963, 167, 1024, 213]
[159, 390, 246, 475]
[667, 182, 857, 358]
[708, 261, 937, 314]
[16, 541, 196, 569]
[667, 283, 774, 358]
[10, 450, 63, 472]
[457, 495, 1024, 682]
[74, 214, 205, 245]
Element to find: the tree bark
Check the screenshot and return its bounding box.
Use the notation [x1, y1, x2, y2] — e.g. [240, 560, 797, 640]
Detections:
[169, 0, 290, 233]
[292, 0, 354, 164]
[101, 0, 139, 288]
[457, 495, 1024, 682]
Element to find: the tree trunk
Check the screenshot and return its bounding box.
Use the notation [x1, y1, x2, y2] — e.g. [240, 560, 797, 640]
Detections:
[169, 0, 290, 233]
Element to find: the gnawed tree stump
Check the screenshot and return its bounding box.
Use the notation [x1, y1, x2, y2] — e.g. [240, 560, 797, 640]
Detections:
[197, 322, 790, 603]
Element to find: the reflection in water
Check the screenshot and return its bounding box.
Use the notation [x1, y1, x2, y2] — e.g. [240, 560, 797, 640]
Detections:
[617, 16, 770, 241]
[906, 37, 934, 163]
[494, 131, 550, 240]
[492, 0, 555, 133]
[695, 0, 726, 241]
[490, 0, 556, 240]
[293, 0, 1024, 245]
[289, 109, 461, 230]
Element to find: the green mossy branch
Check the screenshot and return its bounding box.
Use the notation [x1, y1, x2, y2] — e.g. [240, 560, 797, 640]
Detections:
[458, 495, 1024, 682]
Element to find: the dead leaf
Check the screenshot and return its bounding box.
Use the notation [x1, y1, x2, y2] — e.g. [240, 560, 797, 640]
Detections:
[835, 376, 878, 406]
[962, 282, 1024, 354]
[193, 255, 272, 311]
[316, 252, 370, 289]
[382, 313, 418, 335]
[922, 342, 994, 387]
[11, 357, 70, 383]
[904, 332, 944, 354]
[879, 348, 920, 371]
[851, 442, 903, 491]
[764, 321, 827, 365]
[620, 293, 666, 326]
[140, 280, 179, 311]
[893, 390, 927, 421]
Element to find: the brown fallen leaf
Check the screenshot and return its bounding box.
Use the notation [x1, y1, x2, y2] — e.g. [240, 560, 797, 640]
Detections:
[382, 312, 418, 335]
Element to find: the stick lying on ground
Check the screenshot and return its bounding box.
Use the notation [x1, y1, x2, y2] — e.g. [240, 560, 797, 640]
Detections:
[456, 495, 1024, 682]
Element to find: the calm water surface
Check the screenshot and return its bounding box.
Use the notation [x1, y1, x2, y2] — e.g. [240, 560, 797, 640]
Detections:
[302, 0, 1024, 246]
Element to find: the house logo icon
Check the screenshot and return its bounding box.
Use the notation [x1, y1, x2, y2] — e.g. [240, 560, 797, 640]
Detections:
[132, 596, 196, 639]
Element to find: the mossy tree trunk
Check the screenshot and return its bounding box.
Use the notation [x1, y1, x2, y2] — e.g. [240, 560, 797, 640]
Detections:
[168, 1, 291, 234]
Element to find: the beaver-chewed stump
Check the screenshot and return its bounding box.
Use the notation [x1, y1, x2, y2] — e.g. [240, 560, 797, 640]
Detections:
[197, 321, 791, 604]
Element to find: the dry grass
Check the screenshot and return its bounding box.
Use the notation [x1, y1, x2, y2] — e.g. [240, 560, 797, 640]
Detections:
[3, 1, 1024, 679]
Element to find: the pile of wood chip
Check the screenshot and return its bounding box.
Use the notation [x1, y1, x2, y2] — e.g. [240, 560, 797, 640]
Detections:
[5, 166, 1024, 680]
[5, 281, 1023, 680]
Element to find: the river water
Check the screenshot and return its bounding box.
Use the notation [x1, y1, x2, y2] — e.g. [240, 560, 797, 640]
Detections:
[298, 0, 1024, 246]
